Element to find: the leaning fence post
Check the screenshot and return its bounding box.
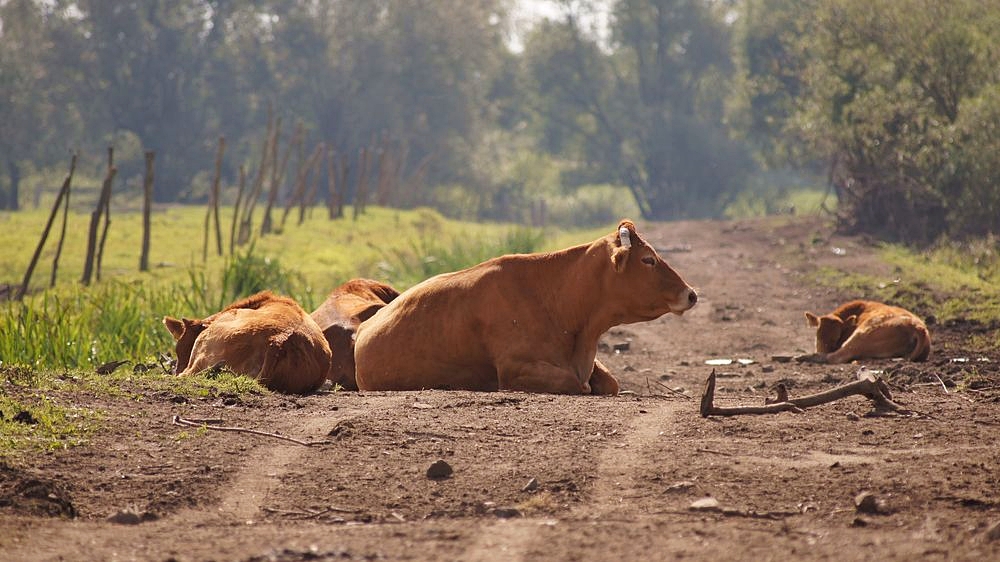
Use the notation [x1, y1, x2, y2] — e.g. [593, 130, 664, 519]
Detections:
[17, 153, 77, 300]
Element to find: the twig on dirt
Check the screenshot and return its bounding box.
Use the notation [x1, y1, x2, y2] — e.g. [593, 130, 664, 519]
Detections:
[695, 447, 733, 457]
[172, 415, 330, 447]
[177, 417, 225, 425]
[932, 373, 949, 394]
[700, 369, 915, 417]
[652, 508, 799, 520]
[649, 377, 693, 400]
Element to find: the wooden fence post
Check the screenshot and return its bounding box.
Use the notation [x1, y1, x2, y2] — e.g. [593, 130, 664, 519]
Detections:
[139, 151, 155, 272]
[17, 153, 77, 300]
[204, 137, 225, 261]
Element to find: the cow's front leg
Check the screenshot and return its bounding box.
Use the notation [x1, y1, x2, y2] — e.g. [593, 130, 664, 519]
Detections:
[588, 359, 620, 395]
[497, 360, 586, 394]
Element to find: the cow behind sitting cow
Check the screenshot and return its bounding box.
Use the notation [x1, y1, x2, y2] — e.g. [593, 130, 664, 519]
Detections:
[163, 291, 331, 394]
[311, 279, 400, 390]
[354, 219, 697, 394]
[796, 300, 931, 364]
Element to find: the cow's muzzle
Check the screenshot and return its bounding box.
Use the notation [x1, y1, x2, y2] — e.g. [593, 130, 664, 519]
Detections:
[672, 288, 698, 314]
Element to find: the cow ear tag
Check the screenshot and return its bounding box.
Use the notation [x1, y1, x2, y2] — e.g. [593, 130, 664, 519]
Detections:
[619, 226, 632, 249]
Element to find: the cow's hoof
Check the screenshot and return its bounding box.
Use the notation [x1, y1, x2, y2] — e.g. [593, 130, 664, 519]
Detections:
[794, 353, 827, 364]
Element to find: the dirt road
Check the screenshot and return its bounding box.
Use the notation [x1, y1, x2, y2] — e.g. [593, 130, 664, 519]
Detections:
[2, 216, 999, 561]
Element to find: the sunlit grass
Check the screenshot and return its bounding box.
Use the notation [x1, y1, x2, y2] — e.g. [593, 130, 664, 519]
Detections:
[0, 392, 101, 456]
[0, 363, 267, 458]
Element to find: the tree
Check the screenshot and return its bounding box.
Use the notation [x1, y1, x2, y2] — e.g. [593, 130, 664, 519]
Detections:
[738, 0, 1000, 242]
[0, 0, 51, 209]
[522, 0, 754, 220]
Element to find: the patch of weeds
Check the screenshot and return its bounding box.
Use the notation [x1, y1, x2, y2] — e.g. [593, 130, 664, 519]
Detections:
[0, 394, 101, 457]
[157, 368, 267, 400]
[1, 364, 39, 387]
[516, 491, 563, 515]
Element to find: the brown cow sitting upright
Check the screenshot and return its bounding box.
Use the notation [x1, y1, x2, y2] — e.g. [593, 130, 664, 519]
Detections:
[795, 300, 931, 364]
[311, 279, 400, 390]
[354, 219, 698, 394]
[163, 291, 331, 394]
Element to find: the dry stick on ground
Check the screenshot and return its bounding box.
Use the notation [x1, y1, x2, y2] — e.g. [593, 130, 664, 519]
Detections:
[172, 415, 330, 447]
[700, 369, 913, 417]
[139, 151, 155, 272]
[17, 153, 77, 300]
[647, 376, 694, 400]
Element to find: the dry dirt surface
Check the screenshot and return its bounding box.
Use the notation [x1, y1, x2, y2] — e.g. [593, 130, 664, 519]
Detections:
[2, 216, 999, 562]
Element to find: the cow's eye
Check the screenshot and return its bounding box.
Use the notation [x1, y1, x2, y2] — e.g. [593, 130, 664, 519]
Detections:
[641, 256, 656, 265]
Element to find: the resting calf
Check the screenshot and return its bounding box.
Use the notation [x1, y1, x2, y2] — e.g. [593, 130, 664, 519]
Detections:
[163, 291, 331, 394]
[796, 300, 930, 364]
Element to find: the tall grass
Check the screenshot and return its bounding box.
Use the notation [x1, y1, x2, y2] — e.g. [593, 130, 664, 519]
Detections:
[373, 227, 545, 287]
[0, 245, 316, 370]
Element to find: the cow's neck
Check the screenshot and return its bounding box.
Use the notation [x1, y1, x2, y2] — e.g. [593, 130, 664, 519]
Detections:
[538, 236, 626, 344]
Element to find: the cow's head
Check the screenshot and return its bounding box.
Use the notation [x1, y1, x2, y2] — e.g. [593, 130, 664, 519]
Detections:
[804, 311, 857, 353]
[609, 219, 697, 319]
[163, 316, 208, 374]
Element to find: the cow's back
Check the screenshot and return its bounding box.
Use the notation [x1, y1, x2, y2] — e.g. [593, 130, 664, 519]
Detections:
[354, 264, 515, 391]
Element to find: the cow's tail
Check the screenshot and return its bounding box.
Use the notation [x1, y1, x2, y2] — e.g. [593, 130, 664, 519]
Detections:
[909, 326, 931, 362]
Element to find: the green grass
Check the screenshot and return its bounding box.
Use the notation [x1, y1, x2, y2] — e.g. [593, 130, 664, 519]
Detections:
[0, 363, 266, 458]
[0, 391, 100, 455]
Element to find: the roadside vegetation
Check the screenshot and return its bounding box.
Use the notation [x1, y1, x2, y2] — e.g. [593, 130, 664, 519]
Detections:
[802, 234, 1000, 350]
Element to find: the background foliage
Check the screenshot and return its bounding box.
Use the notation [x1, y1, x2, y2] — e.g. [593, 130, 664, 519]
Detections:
[2, 0, 1000, 239]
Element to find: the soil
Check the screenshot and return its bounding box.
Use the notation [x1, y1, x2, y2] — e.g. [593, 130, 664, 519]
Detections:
[2, 216, 999, 562]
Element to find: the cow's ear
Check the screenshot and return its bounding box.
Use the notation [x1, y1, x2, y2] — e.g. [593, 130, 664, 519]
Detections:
[804, 312, 820, 327]
[844, 314, 858, 327]
[163, 316, 185, 340]
[611, 246, 630, 272]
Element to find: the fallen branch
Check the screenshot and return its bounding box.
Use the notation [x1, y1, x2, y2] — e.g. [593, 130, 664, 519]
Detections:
[263, 505, 359, 519]
[700, 369, 912, 417]
[172, 415, 330, 446]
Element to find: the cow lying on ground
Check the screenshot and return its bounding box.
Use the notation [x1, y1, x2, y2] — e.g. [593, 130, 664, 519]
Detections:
[354, 220, 698, 394]
[795, 300, 931, 364]
[163, 291, 331, 394]
[311, 279, 400, 390]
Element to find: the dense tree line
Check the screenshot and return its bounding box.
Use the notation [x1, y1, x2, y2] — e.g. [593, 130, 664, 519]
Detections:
[2, 0, 999, 243]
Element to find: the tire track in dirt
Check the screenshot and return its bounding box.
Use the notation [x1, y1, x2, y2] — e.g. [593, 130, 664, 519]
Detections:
[188, 395, 414, 524]
[211, 414, 339, 522]
[461, 398, 687, 561]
